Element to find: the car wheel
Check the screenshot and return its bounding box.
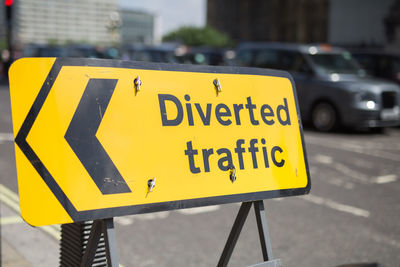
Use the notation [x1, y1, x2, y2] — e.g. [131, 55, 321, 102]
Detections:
[312, 102, 338, 131]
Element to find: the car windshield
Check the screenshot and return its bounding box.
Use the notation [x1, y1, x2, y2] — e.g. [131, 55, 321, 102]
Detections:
[309, 52, 363, 75]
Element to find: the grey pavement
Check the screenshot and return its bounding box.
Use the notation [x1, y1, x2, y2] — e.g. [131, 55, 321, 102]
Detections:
[2, 241, 31, 267]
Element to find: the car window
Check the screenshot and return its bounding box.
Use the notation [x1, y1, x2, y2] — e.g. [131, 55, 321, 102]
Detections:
[381, 56, 399, 71]
[280, 51, 309, 72]
[236, 50, 253, 66]
[253, 49, 279, 69]
[133, 51, 152, 61]
[309, 52, 362, 74]
[38, 47, 65, 57]
[163, 52, 180, 63]
[352, 54, 375, 74]
[67, 48, 98, 58]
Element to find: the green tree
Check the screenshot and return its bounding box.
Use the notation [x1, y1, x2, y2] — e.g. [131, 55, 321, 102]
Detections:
[163, 26, 232, 47]
[0, 39, 7, 51]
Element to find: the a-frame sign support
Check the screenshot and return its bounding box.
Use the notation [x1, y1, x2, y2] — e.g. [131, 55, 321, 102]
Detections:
[80, 218, 119, 267]
[60, 200, 281, 267]
[217, 200, 282, 267]
[60, 219, 119, 267]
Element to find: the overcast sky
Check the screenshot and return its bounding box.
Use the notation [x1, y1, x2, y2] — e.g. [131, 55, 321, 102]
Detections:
[120, 0, 206, 36]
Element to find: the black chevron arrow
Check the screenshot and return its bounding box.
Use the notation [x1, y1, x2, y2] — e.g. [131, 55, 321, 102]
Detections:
[65, 78, 131, 195]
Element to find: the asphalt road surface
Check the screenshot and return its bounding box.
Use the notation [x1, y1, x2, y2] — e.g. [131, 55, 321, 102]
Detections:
[1, 85, 399, 267]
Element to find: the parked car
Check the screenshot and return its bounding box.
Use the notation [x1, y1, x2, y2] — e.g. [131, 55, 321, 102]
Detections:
[65, 44, 103, 58]
[121, 44, 185, 64]
[184, 47, 226, 66]
[351, 50, 400, 84]
[22, 44, 120, 59]
[22, 44, 66, 57]
[234, 42, 400, 131]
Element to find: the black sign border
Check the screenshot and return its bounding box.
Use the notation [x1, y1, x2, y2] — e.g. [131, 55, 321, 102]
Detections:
[14, 57, 311, 223]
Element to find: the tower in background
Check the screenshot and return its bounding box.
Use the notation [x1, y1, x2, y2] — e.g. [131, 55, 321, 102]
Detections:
[207, 0, 329, 43]
[207, 0, 399, 49]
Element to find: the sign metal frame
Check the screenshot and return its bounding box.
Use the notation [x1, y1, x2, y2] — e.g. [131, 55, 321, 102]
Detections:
[12, 58, 311, 224]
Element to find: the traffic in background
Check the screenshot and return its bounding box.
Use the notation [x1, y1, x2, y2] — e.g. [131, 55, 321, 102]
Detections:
[3, 41, 399, 133]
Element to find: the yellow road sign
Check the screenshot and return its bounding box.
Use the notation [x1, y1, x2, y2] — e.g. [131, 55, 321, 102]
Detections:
[9, 58, 310, 226]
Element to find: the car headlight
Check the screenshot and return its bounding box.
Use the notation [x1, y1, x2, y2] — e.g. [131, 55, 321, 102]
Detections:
[366, 100, 376, 109]
[354, 91, 377, 109]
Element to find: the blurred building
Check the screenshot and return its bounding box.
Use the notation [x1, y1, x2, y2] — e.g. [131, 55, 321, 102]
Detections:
[384, 0, 400, 50]
[120, 9, 161, 45]
[6, 0, 120, 46]
[328, 0, 396, 47]
[207, 0, 399, 49]
[207, 0, 328, 43]
[0, 3, 6, 43]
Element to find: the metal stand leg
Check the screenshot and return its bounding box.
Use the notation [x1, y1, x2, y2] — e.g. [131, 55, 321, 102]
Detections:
[80, 220, 105, 266]
[60, 221, 106, 266]
[103, 218, 119, 267]
[217, 201, 281, 267]
[217, 202, 252, 267]
[60, 218, 119, 267]
[80, 218, 119, 267]
[254, 200, 273, 261]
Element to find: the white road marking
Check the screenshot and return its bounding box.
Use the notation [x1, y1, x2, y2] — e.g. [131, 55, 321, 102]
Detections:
[313, 154, 398, 186]
[306, 136, 400, 162]
[135, 211, 170, 220]
[374, 174, 398, 184]
[0, 215, 23, 225]
[0, 183, 19, 202]
[312, 156, 355, 189]
[326, 177, 354, 190]
[313, 154, 370, 184]
[41, 225, 61, 240]
[115, 206, 221, 226]
[178, 205, 220, 215]
[0, 183, 61, 239]
[114, 211, 170, 226]
[314, 154, 333, 164]
[332, 162, 370, 184]
[0, 132, 13, 144]
[301, 194, 370, 218]
[114, 216, 135, 226]
[0, 184, 21, 212]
